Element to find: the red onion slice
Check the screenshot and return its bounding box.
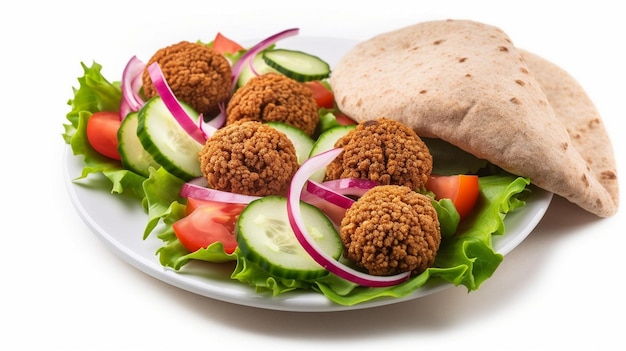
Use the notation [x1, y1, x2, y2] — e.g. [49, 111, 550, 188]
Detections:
[147, 62, 207, 145]
[230, 28, 300, 90]
[120, 55, 146, 118]
[287, 148, 411, 287]
[320, 178, 379, 197]
[180, 178, 260, 204]
[305, 180, 354, 209]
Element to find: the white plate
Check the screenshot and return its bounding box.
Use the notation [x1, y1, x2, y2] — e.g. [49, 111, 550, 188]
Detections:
[63, 36, 553, 312]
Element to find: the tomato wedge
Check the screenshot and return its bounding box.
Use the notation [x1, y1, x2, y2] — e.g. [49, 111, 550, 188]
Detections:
[86, 111, 122, 160]
[212, 32, 244, 55]
[184, 197, 218, 215]
[172, 198, 246, 254]
[305, 80, 335, 109]
[334, 112, 357, 126]
[425, 175, 480, 219]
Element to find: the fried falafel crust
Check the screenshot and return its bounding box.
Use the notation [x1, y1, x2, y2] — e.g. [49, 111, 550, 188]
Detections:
[226, 73, 319, 136]
[142, 41, 232, 116]
[340, 185, 441, 276]
[326, 118, 433, 190]
[198, 121, 298, 196]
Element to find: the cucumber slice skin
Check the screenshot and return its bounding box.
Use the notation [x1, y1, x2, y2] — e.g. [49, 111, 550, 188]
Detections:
[262, 49, 331, 82]
[236, 196, 342, 281]
[117, 112, 160, 177]
[265, 121, 314, 165]
[136, 96, 203, 181]
[308, 124, 356, 182]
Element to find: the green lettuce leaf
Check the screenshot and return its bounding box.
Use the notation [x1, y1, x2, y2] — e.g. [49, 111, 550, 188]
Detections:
[141, 167, 186, 239]
[311, 174, 530, 306]
[231, 250, 314, 296]
[431, 197, 461, 238]
[156, 172, 530, 306]
[62, 61, 146, 199]
[145, 181, 311, 295]
[157, 238, 237, 270]
[140, 167, 241, 269]
[63, 61, 122, 143]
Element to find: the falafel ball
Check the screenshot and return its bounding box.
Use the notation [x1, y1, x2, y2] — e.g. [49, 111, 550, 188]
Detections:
[325, 117, 433, 190]
[340, 185, 441, 276]
[198, 120, 298, 196]
[142, 41, 232, 117]
[226, 73, 319, 136]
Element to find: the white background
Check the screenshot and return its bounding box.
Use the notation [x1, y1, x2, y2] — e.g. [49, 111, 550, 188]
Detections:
[2, 1, 624, 350]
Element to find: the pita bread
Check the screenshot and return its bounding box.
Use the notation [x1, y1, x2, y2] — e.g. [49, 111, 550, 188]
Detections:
[330, 19, 618, 217]
[520, 49, 619, 215]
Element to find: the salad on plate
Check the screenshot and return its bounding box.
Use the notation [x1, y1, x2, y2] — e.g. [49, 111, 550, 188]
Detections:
[62, 28, 537, 307]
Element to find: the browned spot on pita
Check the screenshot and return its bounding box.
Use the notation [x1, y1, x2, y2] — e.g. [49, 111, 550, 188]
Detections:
[510, 97, 521, 104]
[458, 57, 467, 63]
[433, 39, 445, 45]
[465, 73, 472, 78]
[561, 142, 569, 150]
[498, 46, 509, 52]
[419, 90, 427, 94]
[515, 79, 526, 86]
[601, 170, 617, 180]
[582, 173, 590, 187]
[589, 118, 601, 128]
[520, 67, 529, 74]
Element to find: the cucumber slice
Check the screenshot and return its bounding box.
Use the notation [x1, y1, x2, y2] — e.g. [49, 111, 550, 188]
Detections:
[236, 53, 280, 88]
[236, 196, 342, 280]
[136, 96, 203, 181]
[262, 49, 331, 82]
[117, 112, 161, 177]
[265, 121, 314, 165]
[308, 124, 356, 182]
